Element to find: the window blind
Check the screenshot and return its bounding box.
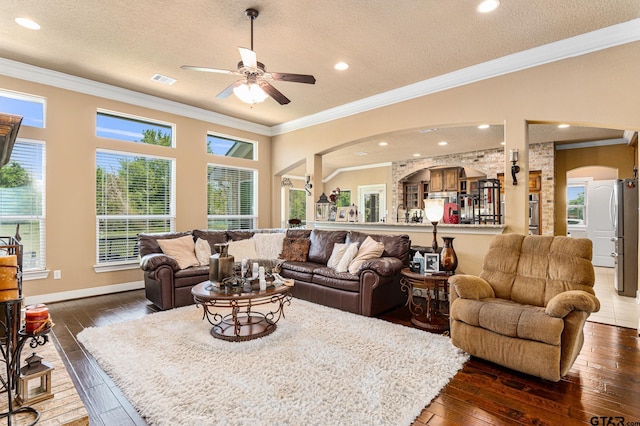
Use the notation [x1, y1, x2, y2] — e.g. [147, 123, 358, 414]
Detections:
[96, 151, 174, 263]
[0, 140, 46, 270]
[207, 165, 256, 230]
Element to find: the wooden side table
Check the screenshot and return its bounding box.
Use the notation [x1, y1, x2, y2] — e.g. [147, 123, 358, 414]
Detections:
[400, 268, 451, 333]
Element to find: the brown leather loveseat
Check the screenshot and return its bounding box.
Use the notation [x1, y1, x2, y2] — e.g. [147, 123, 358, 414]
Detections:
[138, 228, 410, 317]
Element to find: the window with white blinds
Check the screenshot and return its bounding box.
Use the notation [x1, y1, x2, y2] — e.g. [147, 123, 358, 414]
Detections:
[0, 140, 46, 270]
[96, 150, 174, 264]
[207, 165, 256, 230]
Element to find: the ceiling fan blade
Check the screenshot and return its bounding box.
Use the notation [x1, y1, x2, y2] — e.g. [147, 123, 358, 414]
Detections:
[181, 65, 236, 75]
[238, 47, 257, 68]
[258, 80, 290, 105]
[270, 72, 316, 84]
[216, 80, 243, 99]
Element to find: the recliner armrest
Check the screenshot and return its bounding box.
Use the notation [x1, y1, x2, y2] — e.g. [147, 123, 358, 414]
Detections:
[546, 290, 600, 318]
[449, 275, 495, 300]
[357, 257, 403, 277]
[140, 253, 180, 272]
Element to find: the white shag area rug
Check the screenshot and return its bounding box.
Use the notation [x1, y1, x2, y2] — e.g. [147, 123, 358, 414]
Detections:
[77, 299, 468, 426]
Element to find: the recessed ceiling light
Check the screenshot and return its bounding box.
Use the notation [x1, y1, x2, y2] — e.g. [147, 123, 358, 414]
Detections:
[378, 141, 388, 146]
[438, 141, 448, 146]
[334, 62, 349, 71]
[500, 141, 506, 145]
[478, 124, 490, 129]
[477, 0, 500, 13]
[419, 128, 438, 133]
[413, 153, 421, 157]
[558, 124, 571, 128]
[354, 151, 368, 156]
[15, 17, 40, 30]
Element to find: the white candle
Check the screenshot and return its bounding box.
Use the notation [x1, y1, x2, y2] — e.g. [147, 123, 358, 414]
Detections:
[252, 262, 259, 278]
[258, 266, 265, 280]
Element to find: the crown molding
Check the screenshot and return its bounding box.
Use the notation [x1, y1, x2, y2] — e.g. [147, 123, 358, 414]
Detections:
[0, 58, 272, 136]
[272, 19, 640, 136]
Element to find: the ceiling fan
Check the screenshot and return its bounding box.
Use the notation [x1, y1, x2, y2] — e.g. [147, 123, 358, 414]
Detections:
[181, 8, 316, 105]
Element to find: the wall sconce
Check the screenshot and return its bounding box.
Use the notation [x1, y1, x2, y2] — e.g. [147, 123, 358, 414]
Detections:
[424, 198, 445, 252]
[304, 175, 312, 196]
[509, 149, 520, 185]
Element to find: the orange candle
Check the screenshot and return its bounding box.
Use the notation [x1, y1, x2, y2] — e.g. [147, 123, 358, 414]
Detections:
[25, 304, 50, 334]
[0, 255, 19, 301]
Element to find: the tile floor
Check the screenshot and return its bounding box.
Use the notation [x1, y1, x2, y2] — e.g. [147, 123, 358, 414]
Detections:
[588, 266, 640, 332]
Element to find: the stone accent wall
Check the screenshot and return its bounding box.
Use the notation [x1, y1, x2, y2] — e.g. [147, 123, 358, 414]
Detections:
[392, 142, 555, 235]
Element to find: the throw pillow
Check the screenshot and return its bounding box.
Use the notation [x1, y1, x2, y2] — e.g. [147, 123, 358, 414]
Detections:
[336, 242, 359, 273]
[327, 243, 348, 269]
[194, 238, 212, 266]
[348, 236, 385, 274]
[252, 232, 286, 259]
[227, 238, 258, 260]
[157, 235, 200, 270]
[279, 238, 310, 262]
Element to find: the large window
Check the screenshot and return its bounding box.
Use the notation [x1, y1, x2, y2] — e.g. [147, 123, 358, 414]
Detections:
[0, 90, 45, 128]
[0, 140, 46, 270]
[96, 150, 174, 264]
[207, 134, 255, 160]
[567, 185, 586, 226]
[207, 165, 256, 229]
[288, 188, 306, 224]
[96, 111, 173, 146]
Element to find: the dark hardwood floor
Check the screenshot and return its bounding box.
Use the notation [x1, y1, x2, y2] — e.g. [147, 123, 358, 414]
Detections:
[47, 290, 640, 425]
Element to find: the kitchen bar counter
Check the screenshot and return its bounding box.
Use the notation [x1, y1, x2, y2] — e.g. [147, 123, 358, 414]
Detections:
[312, 221, 505, 235]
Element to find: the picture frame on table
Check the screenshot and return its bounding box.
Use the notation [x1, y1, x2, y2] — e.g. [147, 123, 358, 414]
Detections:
[347, 204, 358, 222]
[424, 253, 440, 274]
[336, 207, 349, 222]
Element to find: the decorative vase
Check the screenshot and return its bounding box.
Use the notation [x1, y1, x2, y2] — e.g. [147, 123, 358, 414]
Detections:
[209, 243, 234, 283]
[440, 236, 458, 273]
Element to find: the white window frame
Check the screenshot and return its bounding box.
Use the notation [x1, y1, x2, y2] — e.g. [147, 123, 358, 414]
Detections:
[207, 164, 257, 230]
[206, 131, 257, 160]
[96, 109, 175, 147]
[0, 139, 47, 279]
[94, 149, 176, 272]
[358, 184, 387, 223]
[567, 178, 589, 228]
[0, 89, 46, 128]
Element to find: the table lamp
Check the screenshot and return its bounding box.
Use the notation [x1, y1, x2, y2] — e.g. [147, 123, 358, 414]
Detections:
[424, 199, 445, 252]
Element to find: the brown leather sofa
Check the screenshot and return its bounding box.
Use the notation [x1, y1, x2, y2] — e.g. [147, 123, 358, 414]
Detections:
[138, 228, 410, 317]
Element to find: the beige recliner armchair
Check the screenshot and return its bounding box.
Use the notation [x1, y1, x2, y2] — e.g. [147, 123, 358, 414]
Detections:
[449, 234, 600, 382]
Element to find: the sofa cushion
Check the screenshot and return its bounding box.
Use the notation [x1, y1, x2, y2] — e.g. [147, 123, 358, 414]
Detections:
[280, 261, 323, 275]
[228, 239, 258, 260]
[280, 238, 310, 262]
[194, 238, 212, 265]
[336, 242, 359, 273]
[327, 243, 348, 269]
[346, 231, 411, 265]
[138, 231, 191, 257]
[312, 267, 360, 292]
[451, 298, 564, 346]
[253, 232, 286, 259]
[348, 236, 385, 274]
[308, 230, 348, 264]
[192, 229, 227, 250]
[227, 230, 255, 241]
[157, 235, 200, 269]
[286, 229, 312, 239]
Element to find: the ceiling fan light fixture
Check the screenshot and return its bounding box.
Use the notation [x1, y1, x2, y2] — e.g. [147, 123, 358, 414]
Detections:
[233, 82, 268, 104]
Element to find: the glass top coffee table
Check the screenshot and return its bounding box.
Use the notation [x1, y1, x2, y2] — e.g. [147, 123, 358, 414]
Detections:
[191, 279, 293, 342]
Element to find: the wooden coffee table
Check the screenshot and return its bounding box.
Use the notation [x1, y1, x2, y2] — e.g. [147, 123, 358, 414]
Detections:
[191, 280, 293, 342]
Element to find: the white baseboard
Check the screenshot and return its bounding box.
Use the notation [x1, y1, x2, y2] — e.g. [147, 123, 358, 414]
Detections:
[25, 281, 145, 305]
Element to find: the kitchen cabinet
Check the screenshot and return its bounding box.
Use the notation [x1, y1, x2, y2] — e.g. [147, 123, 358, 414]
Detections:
[430, 170, 444, 192]
[429, 167, 460, 192]
[403, 182, 421, 210]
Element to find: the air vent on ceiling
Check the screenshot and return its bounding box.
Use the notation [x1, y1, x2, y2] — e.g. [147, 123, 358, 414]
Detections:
[151, 74, 177, 85]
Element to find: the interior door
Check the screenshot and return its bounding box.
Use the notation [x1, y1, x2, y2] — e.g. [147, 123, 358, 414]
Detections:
[587, 180, 616, 267]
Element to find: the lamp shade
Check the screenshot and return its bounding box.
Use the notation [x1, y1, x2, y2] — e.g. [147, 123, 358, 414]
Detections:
[233, 83, 268, 104]
[424, 198, 445, 223]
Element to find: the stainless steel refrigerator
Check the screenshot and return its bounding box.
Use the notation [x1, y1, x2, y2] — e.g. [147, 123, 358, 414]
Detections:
[611, 178, 638, 297]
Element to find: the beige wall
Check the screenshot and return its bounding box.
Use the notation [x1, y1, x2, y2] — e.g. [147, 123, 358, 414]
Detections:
[555, 143, 636, 236]
[0, 76, 271, 299]
[273, 42, 640, 274]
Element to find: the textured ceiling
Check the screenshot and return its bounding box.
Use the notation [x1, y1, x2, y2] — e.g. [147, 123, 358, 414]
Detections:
[0, 1, 638, 175]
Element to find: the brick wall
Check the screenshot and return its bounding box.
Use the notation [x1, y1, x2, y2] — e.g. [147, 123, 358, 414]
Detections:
[392, 142, 555, 235]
